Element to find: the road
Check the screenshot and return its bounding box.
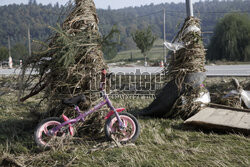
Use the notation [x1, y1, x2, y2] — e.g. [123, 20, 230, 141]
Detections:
[205, 65, 250, 76]
[1, 65, 250, 76]
[110, 65, 250, 76]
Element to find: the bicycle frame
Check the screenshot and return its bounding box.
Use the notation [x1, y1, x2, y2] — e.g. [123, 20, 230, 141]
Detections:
[49, 90, 125, 136]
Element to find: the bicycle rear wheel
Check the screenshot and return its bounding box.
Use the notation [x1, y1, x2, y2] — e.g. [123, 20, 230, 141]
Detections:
[104, 112, 140, 143]
[34, 117, 69, 148]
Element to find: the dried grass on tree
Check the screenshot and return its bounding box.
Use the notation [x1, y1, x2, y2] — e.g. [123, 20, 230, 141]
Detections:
[19, 0, 106, 137]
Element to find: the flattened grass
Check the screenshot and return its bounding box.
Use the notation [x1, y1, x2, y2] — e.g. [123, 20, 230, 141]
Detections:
[0, 87, 249, 166]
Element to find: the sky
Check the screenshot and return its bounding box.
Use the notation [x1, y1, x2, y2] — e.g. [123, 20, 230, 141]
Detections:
[0, 0, 202, 9]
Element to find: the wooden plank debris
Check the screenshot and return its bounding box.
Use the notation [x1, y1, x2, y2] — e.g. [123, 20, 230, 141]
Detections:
[184, 107, 250, 134]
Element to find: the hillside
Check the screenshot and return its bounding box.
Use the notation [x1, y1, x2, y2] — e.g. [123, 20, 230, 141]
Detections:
[0, 0, 249, 50]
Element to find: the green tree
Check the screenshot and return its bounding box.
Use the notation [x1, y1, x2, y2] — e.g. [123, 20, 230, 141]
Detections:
[102, 27, 120, 60]
[11, 43, 28, 61]
[208, 13, 250, 61]
[244, 45, 250, 61]
[132, 27, 157, 66]
[0, 46, 8, 61]
[1, 1, 250, 51]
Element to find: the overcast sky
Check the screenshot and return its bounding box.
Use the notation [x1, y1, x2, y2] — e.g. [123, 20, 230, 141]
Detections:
[0, 0, 202, 9]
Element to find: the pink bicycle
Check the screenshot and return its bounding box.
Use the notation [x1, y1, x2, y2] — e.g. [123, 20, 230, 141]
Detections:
[34, 69, 140, 148]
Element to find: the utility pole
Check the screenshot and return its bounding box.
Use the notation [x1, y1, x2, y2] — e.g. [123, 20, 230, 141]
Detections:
[163, 8, 167, 64]
[28, 25, 31, 56]
[186, 0, 194, 17]
[8, 36, 11, 58]
[8, 36, 13, 68]
[18, 26, 31, 102]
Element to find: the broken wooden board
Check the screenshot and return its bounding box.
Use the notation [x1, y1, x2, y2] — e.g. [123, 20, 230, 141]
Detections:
[184, 107, 250, 134]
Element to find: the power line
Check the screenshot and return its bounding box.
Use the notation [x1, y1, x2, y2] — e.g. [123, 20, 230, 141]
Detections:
[106, 9, 250, 25]
[45, 9, 250, 18]
[163, 10, 250, 14]
[111, 10, 163, 23]
[37, 7, 250, 24]
[195, 10, 250, 14]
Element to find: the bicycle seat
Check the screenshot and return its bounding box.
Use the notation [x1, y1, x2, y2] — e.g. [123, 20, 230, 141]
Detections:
[62, 94, 86, 107]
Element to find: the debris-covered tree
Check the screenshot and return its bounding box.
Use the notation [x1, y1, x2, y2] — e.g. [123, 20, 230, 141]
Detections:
[141, 17, 207, 120]
[19, 0, 106, 136]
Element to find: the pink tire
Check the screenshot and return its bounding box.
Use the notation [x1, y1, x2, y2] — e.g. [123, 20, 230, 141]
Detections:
[104, 112, 140, 143]
[34, 117, 68, 148]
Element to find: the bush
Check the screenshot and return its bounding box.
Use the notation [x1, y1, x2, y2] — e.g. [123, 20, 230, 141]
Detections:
[208, 13, 250, 61]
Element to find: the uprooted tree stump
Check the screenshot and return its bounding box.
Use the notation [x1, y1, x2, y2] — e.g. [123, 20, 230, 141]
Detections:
[140, 17, 207, 120]
[19, 0, 106, 137]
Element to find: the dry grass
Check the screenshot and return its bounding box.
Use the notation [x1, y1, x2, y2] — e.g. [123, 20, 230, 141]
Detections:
[0, 77, 249, 167]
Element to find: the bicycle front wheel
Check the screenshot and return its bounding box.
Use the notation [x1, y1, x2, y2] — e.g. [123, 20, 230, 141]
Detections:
[104, 112, 140, 143]
[34, 117, 69, 148]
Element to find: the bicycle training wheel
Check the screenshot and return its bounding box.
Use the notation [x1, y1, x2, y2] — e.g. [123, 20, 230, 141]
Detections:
[104, 112, 140, 143]
[34, 117, 69, 148]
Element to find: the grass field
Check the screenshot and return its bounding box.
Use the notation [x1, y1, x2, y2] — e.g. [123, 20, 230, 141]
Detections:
[107, 39, 250, 66]
[107, 39, 166, 65]
[0, 76, 250, 166]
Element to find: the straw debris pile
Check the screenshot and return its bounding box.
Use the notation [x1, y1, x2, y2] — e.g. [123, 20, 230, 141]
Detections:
[141, 17, 207, 119]
[164, 17, 206, 119]
[165, 17, 206, 88]
[20, 0, 106, 136]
